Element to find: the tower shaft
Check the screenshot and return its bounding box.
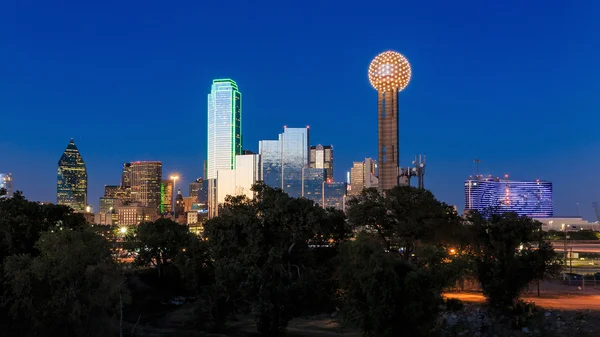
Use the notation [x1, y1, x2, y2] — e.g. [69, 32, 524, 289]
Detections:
[377, 90, 399, 192]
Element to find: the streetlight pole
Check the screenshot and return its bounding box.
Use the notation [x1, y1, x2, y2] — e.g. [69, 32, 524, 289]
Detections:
[170, 175, 179, 216]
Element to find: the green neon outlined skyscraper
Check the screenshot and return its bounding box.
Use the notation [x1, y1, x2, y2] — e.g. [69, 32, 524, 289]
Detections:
[207, 79, 242, 180]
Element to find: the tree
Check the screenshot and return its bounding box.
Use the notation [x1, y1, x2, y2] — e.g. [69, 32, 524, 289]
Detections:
[0, 192, 87, 260]
[130, 218, 191, 278]
[469, 211, 561, 312]
[203, 183, 350, 336]
[338, 233, 443, 337]
[2, 229, 128, 337]
[346, 186, 465, 260]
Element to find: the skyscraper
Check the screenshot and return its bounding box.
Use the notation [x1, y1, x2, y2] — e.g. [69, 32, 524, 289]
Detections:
[121, 163, 132, 188]
[189, 178, 203, 202]
[207, 79, 242, 218]
[323, 181, 347, 210]
[309, 145, 334, 181]
[302, 167, 326, 205]
[175, 189, 184, 218]
[129, 161, 162, 213]
[464, 176, 553, 217]
[57, 139, 88, 212]
[207, 79, 242, 179]
[368, 51, 412, 191]
[259, 127, 309, 198]
[349, 158, 378, 195]
[160, 179, 173, 214]
[0, 173, 12, 197]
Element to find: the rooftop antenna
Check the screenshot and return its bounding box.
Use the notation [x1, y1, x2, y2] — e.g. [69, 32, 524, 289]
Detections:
[474, 159, 481, 178]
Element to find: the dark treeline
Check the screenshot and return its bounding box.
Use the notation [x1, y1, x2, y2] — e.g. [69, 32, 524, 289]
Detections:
[0, 184, 561, 337]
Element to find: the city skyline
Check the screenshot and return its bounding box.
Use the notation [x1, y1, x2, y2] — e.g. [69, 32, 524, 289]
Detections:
[1, 1, 598, 219]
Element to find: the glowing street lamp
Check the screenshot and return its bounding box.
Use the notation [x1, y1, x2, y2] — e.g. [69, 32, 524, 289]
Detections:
[119, 227, 127, 234]
[170, 175, 179, 213]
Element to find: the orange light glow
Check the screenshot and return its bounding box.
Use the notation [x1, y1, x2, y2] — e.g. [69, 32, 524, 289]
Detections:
[368, 51, 412, 92]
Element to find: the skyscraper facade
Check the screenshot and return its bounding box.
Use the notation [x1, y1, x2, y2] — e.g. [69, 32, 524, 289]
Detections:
[302, 168, 326, 205]
[349, 158, 378, 196]
[121, 163, 132, 188]
[309, 145, 333, 181]
[189, 178, 203, 202]
[258, 127, 309, 198]
[207, 79, 242, 180]
[368, 51, 412, 192]
[129, 161, 162, 213]
[323, 181, 347, 210]
[57, 139, 88, 212]
[160, 179, 173, 214]
[464, 176, 553, 217]
[0, 173, 12, 197]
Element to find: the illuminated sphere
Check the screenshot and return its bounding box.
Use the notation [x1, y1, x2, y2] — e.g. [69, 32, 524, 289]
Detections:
[368, 50, 412, 92]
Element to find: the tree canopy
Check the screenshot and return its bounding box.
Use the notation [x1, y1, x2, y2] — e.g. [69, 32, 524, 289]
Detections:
[2, 229, 127, 337]
[468, 211, 562, 311]
[203, 183, 351, 336]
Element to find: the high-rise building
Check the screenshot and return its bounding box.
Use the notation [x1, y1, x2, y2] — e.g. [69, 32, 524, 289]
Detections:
[121, 163, 132, 188]
[349, 158, 378, 195]
[464, 176, 553, 217]
[259, 127, 309, 198]
[129, 161, 162, 213]
[57, 139, 88, 212]
[189, 178, 203, 202]
[368, 51, 412, 191]
[207, 79, 242, 179]
[160, 180, 173, 214]
[213, 153, 262, 216]
[207, 79, 242, 218]
[310, 145, 334, 181]
[99, 197, 118, 214]
[175, 189, 185, 217]
[302, 168, 326, 205]
[323, 181, 347, 210]
[235, 153, 261, 199]
[0, 173, 12, 197]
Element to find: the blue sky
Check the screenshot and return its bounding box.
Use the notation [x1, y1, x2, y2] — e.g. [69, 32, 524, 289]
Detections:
[1, 0, 599, 219]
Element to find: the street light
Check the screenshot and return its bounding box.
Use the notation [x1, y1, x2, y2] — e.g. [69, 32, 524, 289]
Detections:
[119, 227, 127, 234]
[170, 175, 179, 214]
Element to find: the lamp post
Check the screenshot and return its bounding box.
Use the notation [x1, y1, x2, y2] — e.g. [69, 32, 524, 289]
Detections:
[170, 175, 179, 215]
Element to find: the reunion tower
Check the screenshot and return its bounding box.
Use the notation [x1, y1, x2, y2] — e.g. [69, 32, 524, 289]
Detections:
[368, 50, 412, 191]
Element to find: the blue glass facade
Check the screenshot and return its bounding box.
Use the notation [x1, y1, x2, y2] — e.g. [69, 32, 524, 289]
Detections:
[258, 127, 309, 198]
[323, 182, 347, 210]
[464, 177, 553, 217]
[207, 79, 242, 180]
[57, 139, 88, 212]
[302, 168, 326, 205]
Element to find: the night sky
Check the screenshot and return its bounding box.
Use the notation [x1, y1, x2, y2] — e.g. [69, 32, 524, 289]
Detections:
[1, 1, 599, 219]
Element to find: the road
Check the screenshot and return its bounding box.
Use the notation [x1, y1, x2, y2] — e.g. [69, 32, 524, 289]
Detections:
[445, 292, 600, 310]
[551, 241, 600, 253]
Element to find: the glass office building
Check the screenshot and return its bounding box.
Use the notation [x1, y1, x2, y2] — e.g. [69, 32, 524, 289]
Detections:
[129, 161, 162, 213]
[302, 168, 326, 205]
[323, 181, 347, 210]
[160, 179, 173, 214]
[464, 176, 553, 217]
[0, 173, 12, 197]
[207, 79, 242, 180]
[259, 127, 309, 198]
[57, 139, 88, 212]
